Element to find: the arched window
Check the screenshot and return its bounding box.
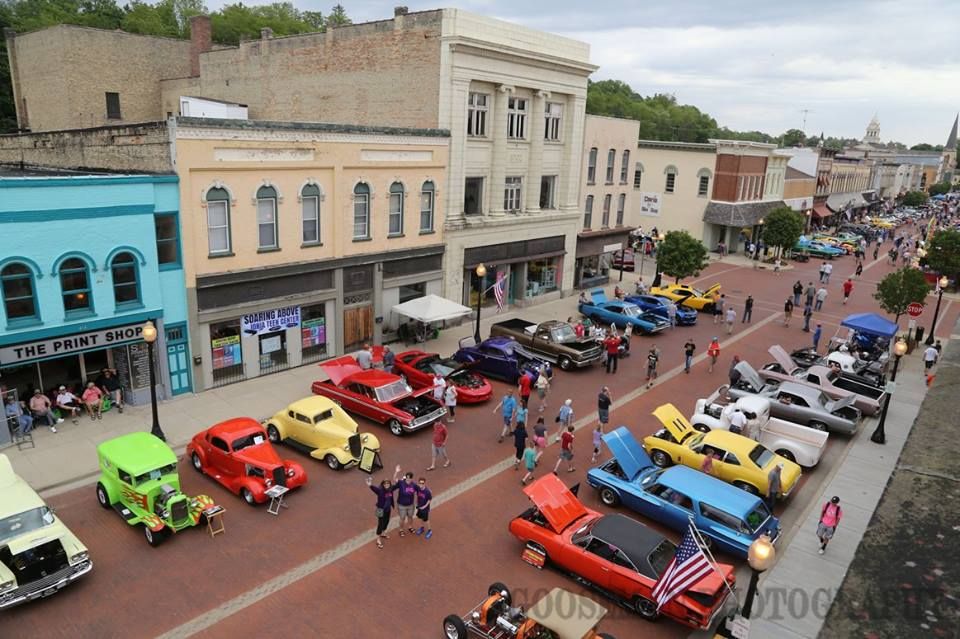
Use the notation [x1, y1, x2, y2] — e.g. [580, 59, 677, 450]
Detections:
[633, 162, 644, 190]
[111, 252, 140, 306]
[420, 181, 435, 232]
[620, 150, 630, 184]
[583, 195, 594, 229]
[256, 185, 278, 250]
[353, 183, 371, 240]
[59, 258, 92, 315]
[206, 187, 232, 255]
[301, 184, 321, 245]
[697, 168, 713, 197]
[1, 263, 39, 322]
[388, 182, 404, 236]
[664, 165, 678, 193]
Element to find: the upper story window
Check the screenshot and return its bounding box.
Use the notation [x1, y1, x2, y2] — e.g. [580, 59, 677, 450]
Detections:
[587, 148, 598, 184]
[507, 97, 527, 139]
[353, 183, 371, 240]
[544, 103, 562, 141]
[634, 163, 643, 190]
[1, 263, 39, 323]
[420, 181, 435, 232]
[301, 184, 321, 245]
[155, 213, 180, 266]
[620, 150, 630, 184]
[464, 177, 483, 216]
[584, 195, 594, 229]
[59, 258, 92, 315]
[388, 182, 405, 236]
[539, 176, 557, 210]
[697, 169, 712, 197]
[205, 187, 232, 256]
[616, 193, 626, 226]
[111, 252, 140, 307]
[467, 93, 488, 137]
[504, 176, 522, 212]
[105, 92, 121, 119]
[601, 194, 612, 227]
[665, 169, 677, 193]
[256, 186, 279, 250]
[606, 149, 616, 184]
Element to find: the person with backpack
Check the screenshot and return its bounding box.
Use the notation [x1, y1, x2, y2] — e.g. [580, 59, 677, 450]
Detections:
[817, 496, 843, 554]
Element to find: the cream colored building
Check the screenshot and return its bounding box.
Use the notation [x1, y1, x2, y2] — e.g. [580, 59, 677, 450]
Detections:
[173, 118, 449, 390]
[632, 140, 717, 242]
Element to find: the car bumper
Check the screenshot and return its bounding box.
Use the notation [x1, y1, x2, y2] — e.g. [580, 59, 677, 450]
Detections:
[0, 559, 93, 609]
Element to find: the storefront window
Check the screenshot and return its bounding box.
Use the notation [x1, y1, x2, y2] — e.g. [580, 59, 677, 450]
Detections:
[300, 304, 327, 364]
[399, 282, 426, 305]
[210, 320, 244, 386]
[258, 331, 288, 374]
[465, 267, 508, 308]
[526, 258, 559, 297]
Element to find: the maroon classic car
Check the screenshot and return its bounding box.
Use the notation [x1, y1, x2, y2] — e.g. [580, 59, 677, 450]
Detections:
[393, 350, 493, 404]
[311, 356, 446, 436]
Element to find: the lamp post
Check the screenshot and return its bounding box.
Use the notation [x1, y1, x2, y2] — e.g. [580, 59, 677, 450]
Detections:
[742, 534, 776, 619]
[473, 264, 487, 345]
[142, 320, 166, 442]
[753, 218, 765, 262]
[925, 275, 949, 345]
[652, 233, 665, 287]
[870, 338, 908, 444]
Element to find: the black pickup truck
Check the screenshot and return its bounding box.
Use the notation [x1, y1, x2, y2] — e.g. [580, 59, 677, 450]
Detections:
[489, 319, 602, 370]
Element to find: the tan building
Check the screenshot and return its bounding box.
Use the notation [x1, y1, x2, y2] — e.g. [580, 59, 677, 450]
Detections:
[575, 115, 638, 287]
[632, 140, 717, 243]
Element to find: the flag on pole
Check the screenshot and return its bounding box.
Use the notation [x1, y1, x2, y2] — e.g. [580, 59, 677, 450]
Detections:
[493, 271, 506, 312]
[651, 525, 713, 611]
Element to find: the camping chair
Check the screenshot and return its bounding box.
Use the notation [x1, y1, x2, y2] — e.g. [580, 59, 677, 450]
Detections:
[7, 414, 35, 451]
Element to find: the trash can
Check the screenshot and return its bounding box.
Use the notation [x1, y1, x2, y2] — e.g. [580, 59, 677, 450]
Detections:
[914, 326, 925, 345]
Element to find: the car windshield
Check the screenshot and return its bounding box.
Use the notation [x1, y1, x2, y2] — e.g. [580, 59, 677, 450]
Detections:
[312, 408, 335, 424]
[375, 380, 410, 403]
[551, 325, 577, 343]
[621, 305, 641, 317]
[0, 506, 55, 545]
[429, 360, 459, 376]
[749, 444, 776, 469]
[232, 433, 265, 451]
[134, 462, 178, 485]
[648, 539, 676, 577]
[745, 504, 772, 533]
[816, 392, 831, 408]
[570, 519, 596, 545]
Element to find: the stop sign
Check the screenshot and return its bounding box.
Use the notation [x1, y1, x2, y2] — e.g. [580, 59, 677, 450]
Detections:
[907, 302, 924, 317]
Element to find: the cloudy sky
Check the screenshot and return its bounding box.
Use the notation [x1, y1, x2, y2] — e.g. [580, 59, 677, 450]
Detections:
[216, 1, 960, 146]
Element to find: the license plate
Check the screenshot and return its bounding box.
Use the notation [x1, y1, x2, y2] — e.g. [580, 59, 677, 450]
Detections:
[522, 544, 546, 569]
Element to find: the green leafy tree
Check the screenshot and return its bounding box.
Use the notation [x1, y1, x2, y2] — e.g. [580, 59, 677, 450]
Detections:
[326, 3, 349, 27]
[761, 207, 805, 257]
[656, 230, 709, 283]
[926, 229, 960, 284]
[901, 191, 928, 207]
[0, 3, 16, 132]
[909, 142, 943, 151]
[927, 182, 951, 196]
[780, 128, 806, 147]
[873, 267, 930, 322]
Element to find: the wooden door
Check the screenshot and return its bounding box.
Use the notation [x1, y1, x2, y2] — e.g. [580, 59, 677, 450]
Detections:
[343, 305, 374, 351]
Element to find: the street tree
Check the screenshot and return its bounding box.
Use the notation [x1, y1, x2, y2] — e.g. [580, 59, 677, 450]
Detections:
[926, 228, 960, 286]
[873, 267, 930, 322]
[901, 191, 928, 207]
[761, 206, 805, 258]
[927, 182, 951, 196]
[780, 128, 806, 147]
[656, 230, 709, 283]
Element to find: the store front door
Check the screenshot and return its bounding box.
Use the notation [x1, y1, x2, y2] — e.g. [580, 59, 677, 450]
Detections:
[344, 303, 374, 352]
[165, 324, 191, 395]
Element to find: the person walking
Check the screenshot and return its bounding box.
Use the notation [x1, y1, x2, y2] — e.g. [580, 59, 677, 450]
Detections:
[724, 306, 736, 334]
[556, 399, 573, 444]
[802, 302, 813, 332]
[532, 416, 548, 464]
[645, 345, 660, 388]
[393, 469, 418, 537]
[597, 387, 611, 430]
[815, 286, 828, 311]
[817, 496, 843, 554]
[873, 244, 879, 260]
[431, 371, 446, 404]
[813, 323, 823, 352]
[414, 477, 433, 538]
[517, 370, 532, 408]
[520, 439, 538, 485]
[494, 390, 517, 443]
[742, 295, 754, 323]
[443, 383, 458, 423]
[512, 420, 528, 470]
[366, 473, 396, 549]
[792, 281, 803, 307]
[713, 294, 725, 325]
[426, 420, 450, 470]
[805, 282, 816, 306]
[823, 262, 833, 284]
[767, 463, 783, 510]
[842, 278, 854, 305]
[783, 298, 794, 326]
[603, 332, 620, 374]
[923, 343, 939, 372]
[855, 261, 864, 278]
[818, 262, 827, 283]
[707, 338, 721, 373]
[553, 425, 576, 474]
[534, 366, 550, 413]
[591, 423, 605, 463]
[683, 339, 696, 374]
[666, 302, 677, 327]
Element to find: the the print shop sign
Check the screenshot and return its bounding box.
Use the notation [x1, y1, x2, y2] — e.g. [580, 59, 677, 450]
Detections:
[0, 323, 145, 365]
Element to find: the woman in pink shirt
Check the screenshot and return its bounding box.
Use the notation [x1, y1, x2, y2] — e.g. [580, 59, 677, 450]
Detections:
[81, 382, 104, 420]
[816, 496, 843, 554]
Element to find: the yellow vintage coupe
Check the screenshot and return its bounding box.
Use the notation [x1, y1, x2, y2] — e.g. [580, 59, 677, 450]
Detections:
[642, 403, 801, 498]
[649, 283, 721, 312]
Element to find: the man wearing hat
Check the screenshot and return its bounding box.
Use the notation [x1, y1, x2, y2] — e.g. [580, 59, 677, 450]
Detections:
[29, 389, 62, 433]
[817, 496, 843, 554]
[55, 385, 81, 424]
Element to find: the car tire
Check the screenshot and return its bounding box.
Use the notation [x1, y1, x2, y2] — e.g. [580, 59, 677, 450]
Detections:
[96, 482, 110, 509]
[650, 449, 672, 468]
[775, 449, 797, 464]
[241, 488, 257, 506]
[487, 581, 511, 605]
[734, 481, 759, 495]
[144, 525, 165, 547]
[558, 356, 573, 371]
[387, 419, 404, 437]
[324, 454, 342, 471]
[191, 452, 203, 473]
[808, 421, 829, 432]
[266, 424, 281, 444]
[600, 487, 621, 507]
[633, 596, 659, 621]
[442, 615, 468, 639]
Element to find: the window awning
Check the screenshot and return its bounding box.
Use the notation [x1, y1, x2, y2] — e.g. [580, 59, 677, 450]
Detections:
[813, 204, 833, 219]
[827, 193, 867, 212]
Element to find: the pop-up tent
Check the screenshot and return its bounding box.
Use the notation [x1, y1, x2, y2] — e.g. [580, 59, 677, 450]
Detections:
[391, 294, 472, 324]
[840, 312, 899, 338]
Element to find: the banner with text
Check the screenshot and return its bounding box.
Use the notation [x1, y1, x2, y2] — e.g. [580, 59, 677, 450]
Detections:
[640, 192, 662, 216]
[0, 323, 145, 366]
[241, 306, 301, 336]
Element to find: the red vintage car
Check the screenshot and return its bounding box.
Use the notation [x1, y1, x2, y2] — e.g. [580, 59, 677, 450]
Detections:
[508, 474, 735, 630]
[393, 350, 493, 404]
[311, 356, 446, 437]
[186, 418, 308, 505]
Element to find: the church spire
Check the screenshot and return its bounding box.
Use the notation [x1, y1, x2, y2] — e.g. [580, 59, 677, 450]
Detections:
[946, 113, 958, 149]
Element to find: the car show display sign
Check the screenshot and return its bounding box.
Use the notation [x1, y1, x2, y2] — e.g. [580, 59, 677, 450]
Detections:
[242, 306, 301, 336]
[358, 448, 383, 474]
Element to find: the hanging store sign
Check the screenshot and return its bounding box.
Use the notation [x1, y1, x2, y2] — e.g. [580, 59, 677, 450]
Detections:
[0, 323, 145, 366]
[241, 305, 301, 336]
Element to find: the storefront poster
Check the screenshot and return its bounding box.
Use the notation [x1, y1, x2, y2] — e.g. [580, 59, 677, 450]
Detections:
[260, 335, 283, 354]
[301, 317, 326, 348]
[212, 335, 242, 370]
[241, 306, 301, 336]
[640, 192, 661, 216]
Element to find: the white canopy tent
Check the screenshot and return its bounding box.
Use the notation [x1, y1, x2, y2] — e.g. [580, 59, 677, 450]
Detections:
[391, 294, 472, 324]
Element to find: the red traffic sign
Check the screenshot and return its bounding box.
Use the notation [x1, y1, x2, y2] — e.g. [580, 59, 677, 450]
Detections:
[907, 302, 924, 318]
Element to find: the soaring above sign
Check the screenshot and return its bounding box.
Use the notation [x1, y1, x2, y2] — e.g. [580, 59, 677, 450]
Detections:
[241, 305, 301, 336]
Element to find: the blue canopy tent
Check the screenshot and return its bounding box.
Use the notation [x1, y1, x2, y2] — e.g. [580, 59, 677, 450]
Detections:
[840, 313, 899, 338]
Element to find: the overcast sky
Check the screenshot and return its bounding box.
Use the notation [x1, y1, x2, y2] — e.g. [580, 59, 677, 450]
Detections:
[217, 1, 960, 146]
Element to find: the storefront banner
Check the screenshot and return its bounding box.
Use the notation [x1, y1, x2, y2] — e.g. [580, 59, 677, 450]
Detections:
[212, 335, 241, 370]
[640, 192, 661, 216]
[0, 323, 145, 366]
[241, 306, 301, 336]
[301, 317, 326, 348]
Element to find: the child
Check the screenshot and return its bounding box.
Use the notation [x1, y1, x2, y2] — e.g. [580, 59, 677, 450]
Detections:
[521, 439, 537, 485]
[591, 424, 603, 463]
[533, 417, 548, 464]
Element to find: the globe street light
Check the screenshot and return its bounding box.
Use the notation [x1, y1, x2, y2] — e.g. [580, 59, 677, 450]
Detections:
[741, 534, 776, 619]
[925, 275, 950, 345]
[473, 264, 487, 345]
[870, 338, 908, 444]
[142, 320, 166, 442]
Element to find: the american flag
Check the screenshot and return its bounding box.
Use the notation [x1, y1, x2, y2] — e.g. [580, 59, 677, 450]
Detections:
[651, 526, 713, 611]
[493, 271, 506, 312]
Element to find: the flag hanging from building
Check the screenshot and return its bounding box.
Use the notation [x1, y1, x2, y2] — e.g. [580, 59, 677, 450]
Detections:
[651, 525, 713, 611]
[493, 271, 506, 312]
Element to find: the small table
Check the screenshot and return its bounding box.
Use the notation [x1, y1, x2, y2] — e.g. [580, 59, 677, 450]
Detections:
[265, 485, 289, 516]
[203, 505, 226, 538]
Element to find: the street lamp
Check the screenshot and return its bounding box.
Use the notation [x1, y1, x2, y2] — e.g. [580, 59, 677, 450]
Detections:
[925, 275, 949, 345]
[741, 535, 776, 619]
[870, 338, 908, 444]
[473, 264, 487, 345]
[142, 320, 166, 442]
[652, 233, 666, 287]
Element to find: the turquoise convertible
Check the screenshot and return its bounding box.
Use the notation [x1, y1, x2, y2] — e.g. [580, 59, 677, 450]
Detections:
[794, 238, 845, 259]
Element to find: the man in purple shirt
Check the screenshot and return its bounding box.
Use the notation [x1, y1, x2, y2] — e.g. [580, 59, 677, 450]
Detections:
[414, 477, 433, 539]
[393, 468, 418, 537]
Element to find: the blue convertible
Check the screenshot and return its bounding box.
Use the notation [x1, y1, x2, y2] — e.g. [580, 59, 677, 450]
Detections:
[625, 293, 698, 326]
[452, 336, 552, 384]
[586, 427, 781, 558]
[578, 290, 669, 335]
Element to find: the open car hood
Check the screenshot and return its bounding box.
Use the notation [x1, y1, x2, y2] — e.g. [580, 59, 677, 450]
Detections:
[702, 283, 721, 298]
[826, 393, 857, 412]
[735, 361, 764, 392]
[601, 427, 654, 481]
[590, 288, 608, 304]
[768, 345, 798, 374]
[319, 355, 365, 387]
[651, 403, 697, 444]
[522, 474, 589, 534]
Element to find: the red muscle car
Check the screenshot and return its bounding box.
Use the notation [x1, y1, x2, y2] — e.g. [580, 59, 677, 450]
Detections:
[311, 356, 446, 437]
[186, 418, 308, 505]
[393, 350, 493, 404]
[508, 474, 735, 630]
